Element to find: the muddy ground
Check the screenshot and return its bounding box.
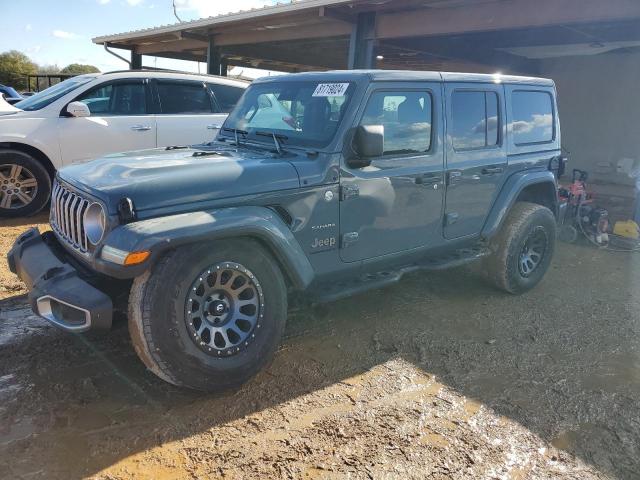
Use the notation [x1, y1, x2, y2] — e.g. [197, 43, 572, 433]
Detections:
[1, 215, 639, 479]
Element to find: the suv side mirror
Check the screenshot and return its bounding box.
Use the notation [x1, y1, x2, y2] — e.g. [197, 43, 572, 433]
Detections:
[347, 125, 384, 169]
[66, 101, 91, 118]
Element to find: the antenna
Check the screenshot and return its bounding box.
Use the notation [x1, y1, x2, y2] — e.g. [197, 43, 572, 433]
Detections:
[172, 0, 183, 22]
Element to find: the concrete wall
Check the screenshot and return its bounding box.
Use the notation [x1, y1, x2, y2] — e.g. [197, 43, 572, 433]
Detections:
[540, 52, 640, 186]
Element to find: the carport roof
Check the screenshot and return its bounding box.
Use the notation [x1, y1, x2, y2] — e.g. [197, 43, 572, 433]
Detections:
[92, 0, 640, 74]
[93, 0, 354, 44]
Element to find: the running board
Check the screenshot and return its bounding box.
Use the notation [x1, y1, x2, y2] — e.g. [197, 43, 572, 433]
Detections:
[311, 247, 489, 304]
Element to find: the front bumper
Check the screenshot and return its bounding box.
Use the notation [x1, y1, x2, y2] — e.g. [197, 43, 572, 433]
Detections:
[8, 228, 113, 332]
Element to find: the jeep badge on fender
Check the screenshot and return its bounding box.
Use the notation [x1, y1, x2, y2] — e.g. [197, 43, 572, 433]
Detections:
[8, 70, 560, 391]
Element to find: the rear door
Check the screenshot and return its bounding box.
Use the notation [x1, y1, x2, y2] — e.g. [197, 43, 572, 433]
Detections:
[154, 79, 226, 147]
[443, 83, 507, 239]
[339, 83, 445, 263]
[58, 78, 155, 164]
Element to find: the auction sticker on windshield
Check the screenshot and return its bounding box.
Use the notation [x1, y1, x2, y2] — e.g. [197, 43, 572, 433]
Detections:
[313, 83, 349, 97]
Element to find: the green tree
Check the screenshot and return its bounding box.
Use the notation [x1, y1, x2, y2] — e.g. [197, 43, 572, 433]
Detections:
[60, 63, 100, 75]
[0, 50, 38, 90]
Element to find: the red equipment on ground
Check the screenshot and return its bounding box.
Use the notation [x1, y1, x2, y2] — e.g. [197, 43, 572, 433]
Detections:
[558, 169, 610, 246]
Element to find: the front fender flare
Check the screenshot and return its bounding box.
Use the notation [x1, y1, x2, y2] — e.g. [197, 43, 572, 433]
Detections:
[95, 206, 314, 290]
[482, 169, 558, 240]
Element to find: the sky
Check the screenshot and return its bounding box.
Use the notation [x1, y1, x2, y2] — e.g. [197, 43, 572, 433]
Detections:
[0, 0, 280, 77]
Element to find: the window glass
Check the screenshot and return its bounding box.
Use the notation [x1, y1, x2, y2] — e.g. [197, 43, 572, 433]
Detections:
[451, 91, 500, 150]
[223, 81, 354, 148]
[209, 83, 245, 113]
[452, 91, 486, 149]
[158, 81, 212, 114]
[15, 75, 94, 111]
[511, 91, 554, 144]
[76, 82, 146, 115]
[360, 91, 432, 155]
[486, 92, 499, 146]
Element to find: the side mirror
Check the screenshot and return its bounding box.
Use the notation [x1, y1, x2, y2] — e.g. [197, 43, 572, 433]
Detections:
[347, 125, 384, 169]
[66, 101, 91, 118]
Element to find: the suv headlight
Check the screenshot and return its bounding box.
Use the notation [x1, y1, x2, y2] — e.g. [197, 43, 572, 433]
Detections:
[84, 202, 106, 245]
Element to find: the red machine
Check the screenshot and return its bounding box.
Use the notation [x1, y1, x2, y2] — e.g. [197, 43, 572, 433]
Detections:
[558, 169, 609, 245]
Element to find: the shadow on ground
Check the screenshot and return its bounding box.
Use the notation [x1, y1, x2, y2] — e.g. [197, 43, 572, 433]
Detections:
[1, 243, 639, 478]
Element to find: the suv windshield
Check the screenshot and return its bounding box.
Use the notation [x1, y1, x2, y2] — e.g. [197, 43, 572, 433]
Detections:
[222, 81, 355, 149]
[15, 75, 96, 111]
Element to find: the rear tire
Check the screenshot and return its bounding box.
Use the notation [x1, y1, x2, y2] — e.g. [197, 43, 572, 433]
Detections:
[483, 202, 556, 294]
[128, 239, 287, 391]
[0, 150, 51, 218]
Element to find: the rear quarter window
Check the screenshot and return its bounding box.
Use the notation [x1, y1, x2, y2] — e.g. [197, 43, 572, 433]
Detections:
[511, 91, 554, 145]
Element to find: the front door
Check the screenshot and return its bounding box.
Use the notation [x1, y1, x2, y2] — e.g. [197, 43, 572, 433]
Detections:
[340, 84, 445, 263]
[58, 79, 156, 164]
[443, 83, 508, 239]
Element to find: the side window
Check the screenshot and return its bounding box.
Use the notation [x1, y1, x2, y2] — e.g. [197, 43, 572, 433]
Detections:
[76, 82, 146, 115]
[511, 91, 554, 144]
[360, 91, 432, 156]
[209, 83, 245, 113]
[157, 81, 212, 114]
[451, 91, 499, 150]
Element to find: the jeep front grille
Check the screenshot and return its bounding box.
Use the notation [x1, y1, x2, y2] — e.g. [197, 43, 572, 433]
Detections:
[50, 181, 91, 253]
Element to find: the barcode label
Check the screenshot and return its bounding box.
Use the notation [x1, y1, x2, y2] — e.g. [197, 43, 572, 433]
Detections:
[312, 83, 349, 97]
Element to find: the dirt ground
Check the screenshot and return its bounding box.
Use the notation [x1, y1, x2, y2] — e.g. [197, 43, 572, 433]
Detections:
[0, 213, 49, 299]
[1, 215, 639, 479]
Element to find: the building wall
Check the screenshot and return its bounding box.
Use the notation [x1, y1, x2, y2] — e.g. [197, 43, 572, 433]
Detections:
[540, 52, 640, 186]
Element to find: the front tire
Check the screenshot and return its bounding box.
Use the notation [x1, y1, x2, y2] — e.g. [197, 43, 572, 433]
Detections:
[0, 150, 51, 218]
[483, 202, 556, 294]
[128, 239, 287, 391]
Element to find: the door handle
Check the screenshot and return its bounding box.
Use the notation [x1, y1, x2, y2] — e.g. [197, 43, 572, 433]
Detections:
[415, 174, 442, 187]
[447, 170, 463, 186]
[131, 125, 151, 131]
[207, 124, 221, 130]
[482, 166, 504, 175]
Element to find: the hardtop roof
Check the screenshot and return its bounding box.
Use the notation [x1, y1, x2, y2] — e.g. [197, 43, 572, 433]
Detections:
[254, 70, 555, 87]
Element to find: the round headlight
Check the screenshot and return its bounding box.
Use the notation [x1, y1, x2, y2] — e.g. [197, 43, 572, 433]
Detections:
[84, 202, 106, 245]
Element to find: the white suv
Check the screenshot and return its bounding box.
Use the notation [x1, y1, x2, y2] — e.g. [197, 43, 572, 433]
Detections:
[0, 70, 247, 217]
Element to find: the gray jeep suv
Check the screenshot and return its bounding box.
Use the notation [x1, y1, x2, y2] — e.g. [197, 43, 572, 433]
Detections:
[9, 70, 562, 391]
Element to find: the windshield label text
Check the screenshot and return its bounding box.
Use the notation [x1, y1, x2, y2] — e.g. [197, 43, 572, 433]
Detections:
[312, 83, 349, 97]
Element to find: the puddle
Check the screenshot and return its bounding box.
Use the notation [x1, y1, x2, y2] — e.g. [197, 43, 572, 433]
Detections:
[552, 429, 579, 451]
[0, 417, 35, 445]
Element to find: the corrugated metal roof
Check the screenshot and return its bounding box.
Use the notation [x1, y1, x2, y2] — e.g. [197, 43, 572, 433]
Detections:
[92, 0, 356, 44]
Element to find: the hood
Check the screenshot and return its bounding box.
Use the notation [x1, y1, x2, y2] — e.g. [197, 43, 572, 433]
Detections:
[0, 97, 20, 116]
[58, 145, 301, 215]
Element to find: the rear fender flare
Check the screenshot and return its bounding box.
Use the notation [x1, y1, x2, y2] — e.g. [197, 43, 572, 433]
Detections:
[97, 206, 314, 290]
[482, 170, 558, 240]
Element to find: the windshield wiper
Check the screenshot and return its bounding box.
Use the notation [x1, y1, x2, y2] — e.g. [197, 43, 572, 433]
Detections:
[256, 131, 288, 155]
[222, 127, 248, 146]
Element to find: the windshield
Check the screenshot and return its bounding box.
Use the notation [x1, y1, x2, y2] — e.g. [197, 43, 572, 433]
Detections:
[15, 75, 96, 111]
[222, 81, 355, 149]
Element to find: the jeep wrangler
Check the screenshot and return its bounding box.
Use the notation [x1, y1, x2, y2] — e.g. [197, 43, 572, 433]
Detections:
[9, 71, 561, 391]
